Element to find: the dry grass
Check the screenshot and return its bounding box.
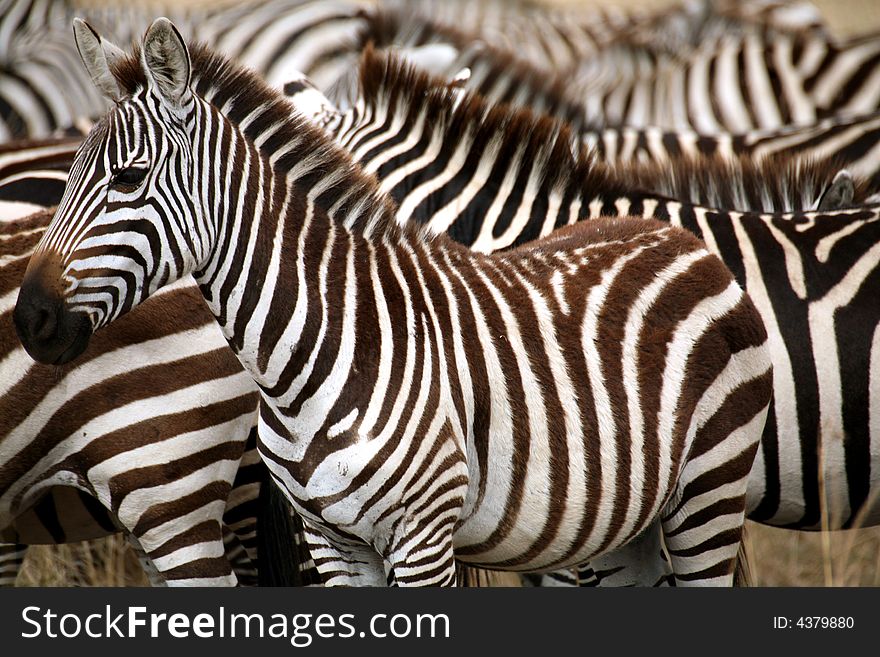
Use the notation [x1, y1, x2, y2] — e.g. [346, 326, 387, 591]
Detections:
[13, 0, 880, 587]
[16, 536, 149, 587]
[745, 522, 880, 586]
[18, 525, 880, 586]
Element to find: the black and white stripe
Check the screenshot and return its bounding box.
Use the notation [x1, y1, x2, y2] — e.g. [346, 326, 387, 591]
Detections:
[403, 24, 880, 139]
[11, 46, 880, 589]
[0, 0, 374, 140]
[0, 543, 25, 586]
[327, 55, 880, 533]
[0, 141, 321, 586]
[0, 0, 838, 141]
[16, 20, 772, 586]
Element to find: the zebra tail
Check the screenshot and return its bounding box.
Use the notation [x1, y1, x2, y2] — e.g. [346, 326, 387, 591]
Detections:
[256, 466, 317, 586]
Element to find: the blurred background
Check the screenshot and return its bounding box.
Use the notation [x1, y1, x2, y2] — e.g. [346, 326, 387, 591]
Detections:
[12, 0, 880, 587]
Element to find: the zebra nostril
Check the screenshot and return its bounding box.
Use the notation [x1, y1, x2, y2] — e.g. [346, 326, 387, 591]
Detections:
[30, 302, 58, 342]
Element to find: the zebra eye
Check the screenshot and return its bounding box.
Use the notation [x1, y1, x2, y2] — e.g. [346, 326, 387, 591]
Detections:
[110, 166, 148, 190]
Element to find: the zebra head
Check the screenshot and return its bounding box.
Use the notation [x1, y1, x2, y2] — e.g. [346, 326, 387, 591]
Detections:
[14, 18, 205, 365]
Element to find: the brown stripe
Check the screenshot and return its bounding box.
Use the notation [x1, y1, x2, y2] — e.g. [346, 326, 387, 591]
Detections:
[160, 556, 234, 581]
[0, 286, 222, 431]
[1, 360, 253, 499]
[437, 249, 491, 516]
[452, 256, 532, 558]
[633, 253, 730, 530]
[310, 255, 432, 505]
[260, 212, 332, 400]
[131, 481, 233, 537]
[140, 519, 223, 560]
[490, 259, 569, 568]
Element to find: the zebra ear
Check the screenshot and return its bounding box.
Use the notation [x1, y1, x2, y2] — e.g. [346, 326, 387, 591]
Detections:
[141, 18, 192, 107]
[817, 170, 855, 211]
[73, 18, 123, 102]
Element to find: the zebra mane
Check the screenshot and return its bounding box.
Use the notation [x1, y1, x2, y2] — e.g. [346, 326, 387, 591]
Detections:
[355, 46, 632, 231]
[615, 152, 874, 213]
[108, 40, 404, 240]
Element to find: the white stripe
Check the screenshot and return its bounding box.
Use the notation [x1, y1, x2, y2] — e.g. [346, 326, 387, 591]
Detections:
[731, 213, 805, 522]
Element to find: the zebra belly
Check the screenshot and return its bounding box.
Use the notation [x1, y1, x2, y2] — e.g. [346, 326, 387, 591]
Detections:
[451, 464, 672, 572]
[256, 399, 679, 571]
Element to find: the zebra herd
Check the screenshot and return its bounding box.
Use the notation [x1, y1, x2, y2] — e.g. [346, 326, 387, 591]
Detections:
[2, 0, 880, 587]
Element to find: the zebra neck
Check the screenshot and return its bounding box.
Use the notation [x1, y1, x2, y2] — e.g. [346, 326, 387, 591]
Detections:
[189, 114, 462, 442]
[191, 104, 422, 392]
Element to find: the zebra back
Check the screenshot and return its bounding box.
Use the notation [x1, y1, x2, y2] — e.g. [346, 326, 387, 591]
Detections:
[613, 152, 872, 213]
[582, 110, 880, 187]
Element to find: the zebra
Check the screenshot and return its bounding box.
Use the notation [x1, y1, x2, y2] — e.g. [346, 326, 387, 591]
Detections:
[325, 52, 880, 535]
[8, 46, 878, 587]
[366, 0, 828, 76]
[0, 0, 836, 140]
[573, 28, 880, 134]
[318, 54, 880, 197]
[601, 0, 829, 57]
[0, 0, 377, 140]
[327, 49, 873, 233]
[394, 16, 880, 138]
[10, 41, 875, 584]
[1, 207, 262, 586]
[0, 200, 325, 586]
[14, 18, 773, 586]
[7, 43, 876, 585]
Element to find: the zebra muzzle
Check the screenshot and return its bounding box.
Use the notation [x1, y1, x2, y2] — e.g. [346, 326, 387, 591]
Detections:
[13, 271, 92, 366]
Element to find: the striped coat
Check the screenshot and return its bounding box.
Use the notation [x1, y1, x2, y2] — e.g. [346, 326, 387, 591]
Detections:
[15, 21, 772, 586]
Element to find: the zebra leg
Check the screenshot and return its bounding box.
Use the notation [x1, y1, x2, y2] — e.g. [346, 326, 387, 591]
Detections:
[585, 524, 672, 587]
[223, 428, 321, 585]
[383, 522, 458, 587]
[520, 566, 599, 587]
[659, 418, 765, 586]
[302, 523, 386, 587]
[0, 544, 26, 586]
[255, 471, 322, 586]
[126, 517, 238, 587]
[221, 525, 258, 586]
